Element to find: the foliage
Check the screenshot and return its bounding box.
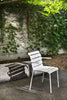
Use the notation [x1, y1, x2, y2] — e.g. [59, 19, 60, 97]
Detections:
[0, 3, 26, 54]
[2, 24, 19, 54]
[26, 0, 67, 56]
[0, 1, 67, 56]
[28, 0, 66, 16]
[58, 10, 67, 50]
[28, 6, 67, 55]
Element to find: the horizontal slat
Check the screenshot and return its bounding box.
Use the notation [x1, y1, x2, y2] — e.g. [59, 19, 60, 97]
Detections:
[28, 51, 39, 56]
[32, 60, 42, 67]
[8, 69, 24, 75]
[31, 57, 42, 63]
[9, 64, 21, 69]
[6, 63, 26, 68]
[9, 67, 24, 73]
[30, 53, 41, 59]
[5, 63, 16, 67]
[10, 66, 24, 71]
[32, 63, 42, 69]
[11, 71, 24, 77]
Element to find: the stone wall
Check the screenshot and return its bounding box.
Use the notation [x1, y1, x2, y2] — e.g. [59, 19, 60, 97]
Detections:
[0, 10, 29, 61]
[0, 9, 67, 61]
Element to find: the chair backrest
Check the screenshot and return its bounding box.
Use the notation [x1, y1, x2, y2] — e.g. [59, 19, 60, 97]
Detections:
[28, 51, 43, 69]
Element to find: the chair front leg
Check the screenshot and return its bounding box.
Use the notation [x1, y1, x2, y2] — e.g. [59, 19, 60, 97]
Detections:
[57, 70, 59, 88]
[29, 70, 34, 91]
[49, 74, 52, 94]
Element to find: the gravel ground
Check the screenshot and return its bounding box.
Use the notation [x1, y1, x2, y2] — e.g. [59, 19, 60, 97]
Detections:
[43, 53, 67, 70]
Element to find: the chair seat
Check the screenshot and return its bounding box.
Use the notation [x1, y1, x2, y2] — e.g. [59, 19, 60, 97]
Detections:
[33, 66, 58, 74]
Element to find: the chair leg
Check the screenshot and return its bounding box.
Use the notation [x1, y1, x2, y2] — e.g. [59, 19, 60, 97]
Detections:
[57, 70, 59, 88]
[49, 74, 52, 94]
[42, 72, 44, 83]
[29, 71, 34, 91]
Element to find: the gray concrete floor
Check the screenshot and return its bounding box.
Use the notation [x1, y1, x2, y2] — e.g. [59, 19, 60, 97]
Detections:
[0, 70, 67, 100]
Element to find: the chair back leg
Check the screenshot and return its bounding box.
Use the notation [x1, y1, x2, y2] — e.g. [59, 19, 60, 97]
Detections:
[57, 70, 60, 88]
[42, 72, 44, 83]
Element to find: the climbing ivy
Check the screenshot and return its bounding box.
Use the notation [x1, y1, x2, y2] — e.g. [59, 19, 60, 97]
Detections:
[0, 2, 27, 54]
[27, 6, 67, 55]
[0, 1, 67, 56]
[2, 24, 19, 54]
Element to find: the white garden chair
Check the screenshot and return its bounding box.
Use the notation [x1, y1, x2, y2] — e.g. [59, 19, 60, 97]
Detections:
[28, 51, 59, 93]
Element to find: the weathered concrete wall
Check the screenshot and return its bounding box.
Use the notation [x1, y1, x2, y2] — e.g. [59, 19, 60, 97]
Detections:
[0, 11, 29, 61]
[0, 10, 67, 61]
[40, 48, 67, 55]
